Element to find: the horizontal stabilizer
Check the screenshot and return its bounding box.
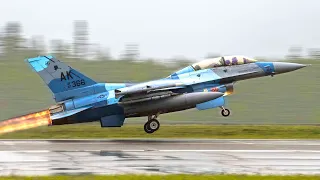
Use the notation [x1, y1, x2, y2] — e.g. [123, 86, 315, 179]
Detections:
[50, 106, 92, 120]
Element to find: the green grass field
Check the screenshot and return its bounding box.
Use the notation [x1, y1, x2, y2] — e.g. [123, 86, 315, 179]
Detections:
[0, 175, 319, 180]
[0, 124, 319, 139]
[0, 59, 319, 125]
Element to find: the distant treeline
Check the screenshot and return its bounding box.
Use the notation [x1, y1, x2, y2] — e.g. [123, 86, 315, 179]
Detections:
[0, 21, 319, 62]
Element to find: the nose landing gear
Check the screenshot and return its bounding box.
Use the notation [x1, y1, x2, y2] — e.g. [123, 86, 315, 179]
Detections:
[144, 114, 160, 134]
[220, 106, 231, 117]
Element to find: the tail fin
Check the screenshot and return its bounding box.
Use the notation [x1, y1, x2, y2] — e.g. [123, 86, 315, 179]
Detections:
[26, 55, 97, 102]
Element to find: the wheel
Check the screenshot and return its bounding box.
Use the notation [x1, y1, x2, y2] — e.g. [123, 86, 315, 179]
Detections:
[148, 119, 160, 131]
[221, 108, 230, 117]
[144, 123, 154, 134]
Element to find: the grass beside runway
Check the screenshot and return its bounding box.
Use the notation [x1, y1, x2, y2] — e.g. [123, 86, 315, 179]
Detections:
[0, 124, 319, 139]
[1, 175, 320, 180]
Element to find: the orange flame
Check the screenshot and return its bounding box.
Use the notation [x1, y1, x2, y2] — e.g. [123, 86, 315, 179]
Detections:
[0, 110, 52, 134]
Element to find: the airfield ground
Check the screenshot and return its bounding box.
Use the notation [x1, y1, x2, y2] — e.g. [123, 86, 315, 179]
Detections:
[0, 175, 319, 180]
[0, 139, 319, 176]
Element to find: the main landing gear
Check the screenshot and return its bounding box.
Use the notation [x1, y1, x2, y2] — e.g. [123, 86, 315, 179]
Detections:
[220, 106, 231, 117]
[144, 114, 160, 134]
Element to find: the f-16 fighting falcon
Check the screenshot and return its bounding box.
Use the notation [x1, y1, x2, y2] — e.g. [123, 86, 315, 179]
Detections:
[5, 55, 306, 134]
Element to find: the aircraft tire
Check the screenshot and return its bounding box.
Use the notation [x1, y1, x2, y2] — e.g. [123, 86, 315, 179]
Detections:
[144, 122, 154, 134]
[148, 119, 160, 132]
[221, 109, 230, 117]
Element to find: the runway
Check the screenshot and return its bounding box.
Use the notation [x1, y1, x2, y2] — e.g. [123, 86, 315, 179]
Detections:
[0, 139, 320, 175]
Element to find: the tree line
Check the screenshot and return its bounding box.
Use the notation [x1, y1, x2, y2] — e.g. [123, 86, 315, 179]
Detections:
[0, 20, 141, 62]
[0, 21, 319, 62]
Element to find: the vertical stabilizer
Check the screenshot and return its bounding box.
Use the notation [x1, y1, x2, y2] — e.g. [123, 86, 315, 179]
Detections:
[26, 55, 97, 102]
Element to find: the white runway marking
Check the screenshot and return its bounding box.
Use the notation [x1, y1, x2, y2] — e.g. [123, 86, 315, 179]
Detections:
[0, 150, 50, 153]
[230, 140, 255, 144]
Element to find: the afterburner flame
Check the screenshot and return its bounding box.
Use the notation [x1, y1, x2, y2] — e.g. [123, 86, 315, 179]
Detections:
[0, 110, 52, 134]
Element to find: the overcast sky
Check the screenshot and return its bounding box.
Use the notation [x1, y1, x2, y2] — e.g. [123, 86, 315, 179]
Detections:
[0, 0, 319, 59]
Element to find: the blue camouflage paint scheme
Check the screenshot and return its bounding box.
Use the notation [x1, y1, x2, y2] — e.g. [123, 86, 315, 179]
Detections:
[176, 69, 221, 86]
[255, 62, 275, 74]
[169, 66, 195, 79]
[196, 96, 225, 110]
[170, 73, 180, 79]
[53, 83, 102, 102]
[24, 55, 305, 128]
[26, 56, 98, 102]
[105, 83, 126, 91]
[47, 70, 97, 93]
[26, 56, 50, 72]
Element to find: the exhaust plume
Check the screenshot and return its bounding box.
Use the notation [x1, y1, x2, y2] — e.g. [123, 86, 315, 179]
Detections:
[0, 110, 51, 134]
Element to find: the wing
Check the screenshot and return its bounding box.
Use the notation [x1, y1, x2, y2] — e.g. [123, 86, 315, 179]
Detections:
[119, 90, 180, 105]
[115, 80, 186, 105]
[115, 79, 185, 97]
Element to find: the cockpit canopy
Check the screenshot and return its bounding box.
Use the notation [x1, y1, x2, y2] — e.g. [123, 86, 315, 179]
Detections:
[169, 55, 258, 78]
[192, 55, 257, 71]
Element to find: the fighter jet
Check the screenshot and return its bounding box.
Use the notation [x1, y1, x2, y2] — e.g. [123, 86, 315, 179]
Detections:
[24, 55, 306, 133]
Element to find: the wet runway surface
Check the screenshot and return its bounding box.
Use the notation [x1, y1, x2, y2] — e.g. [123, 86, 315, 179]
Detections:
[0, 139, 320, 175]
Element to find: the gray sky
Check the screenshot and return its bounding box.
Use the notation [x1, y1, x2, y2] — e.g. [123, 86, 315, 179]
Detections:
[1, 0, 319, 59]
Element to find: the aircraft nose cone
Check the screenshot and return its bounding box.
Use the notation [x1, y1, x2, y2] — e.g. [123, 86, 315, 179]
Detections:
[273, 62, 306, 74]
